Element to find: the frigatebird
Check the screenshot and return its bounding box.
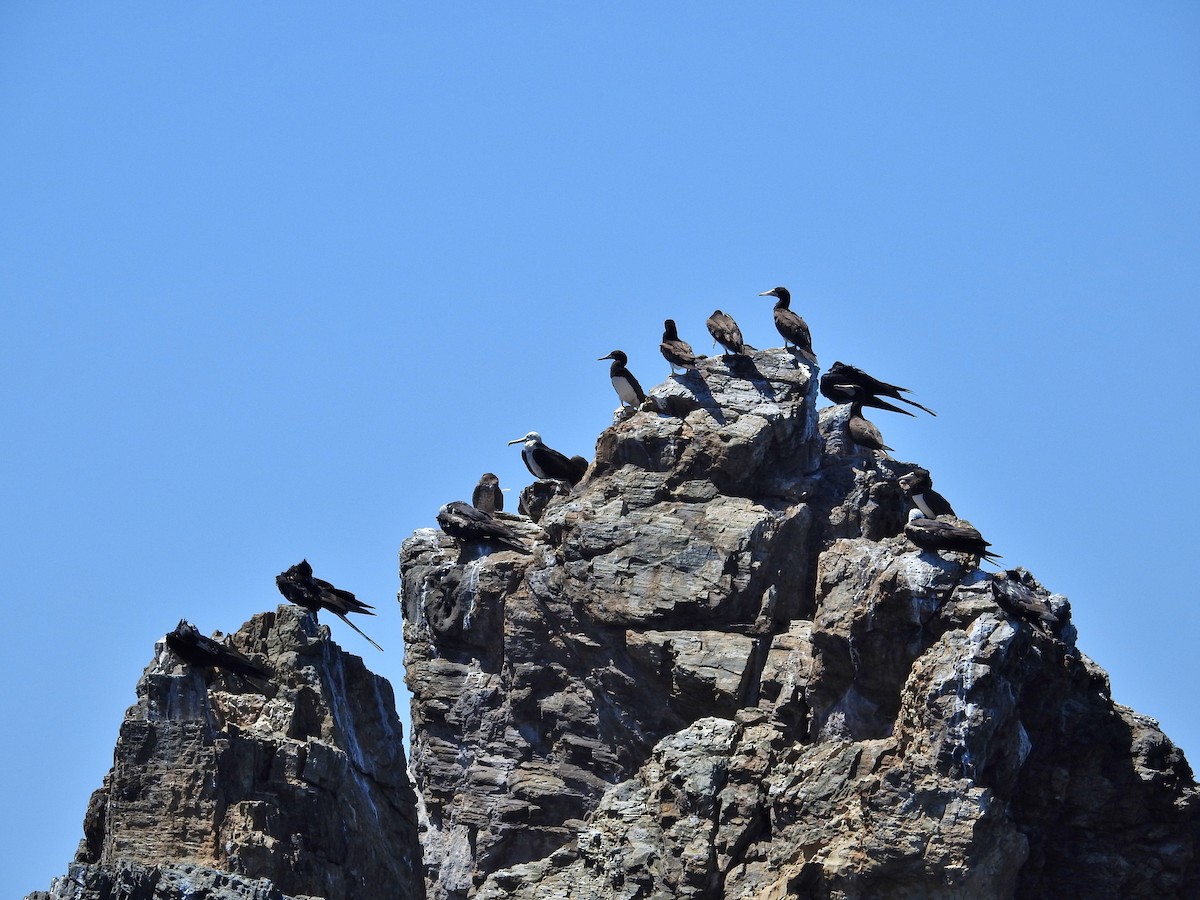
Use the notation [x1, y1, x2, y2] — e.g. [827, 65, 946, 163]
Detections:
[275, 559, 383, 651]
[437, 500, 530, 554]
[165, 619, 271, 680]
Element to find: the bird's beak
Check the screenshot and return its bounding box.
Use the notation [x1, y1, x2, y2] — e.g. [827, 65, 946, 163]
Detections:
[597, 353, 613, 361]
[507, 438, 524, 446]
[758, 289, 775, 297]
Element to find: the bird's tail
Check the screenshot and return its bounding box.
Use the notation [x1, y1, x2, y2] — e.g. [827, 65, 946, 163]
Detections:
[898, 395, 937, 416]
[336, 612, 384, 652]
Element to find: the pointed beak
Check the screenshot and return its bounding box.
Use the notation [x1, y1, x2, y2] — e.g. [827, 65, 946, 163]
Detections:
[758, 289, 775, 297]
[507, 438, 524, 446]
[598, 353, 614, 361]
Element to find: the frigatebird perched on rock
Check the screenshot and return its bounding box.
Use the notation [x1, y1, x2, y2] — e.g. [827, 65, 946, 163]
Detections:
[598, 350, 646, 409]
[275, 559, 383, 651]
[165, 620, 272, 680]
[472, 472, 503, 514]
[508, 432, 584, 485]
[437, 501, 530, 554]
[660, 319, 701, 374]
[821, 361, 935, 416]
[898, 467, 956, 518]
[758, 286, 815, 362]
[706, 310, 748, 355]
[904, 509, 1000, 566]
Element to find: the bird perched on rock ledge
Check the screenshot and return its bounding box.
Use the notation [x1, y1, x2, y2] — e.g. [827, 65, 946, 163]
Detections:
[472, 472, 503, 514]
[276, 559, 383, 651]
[706, 310, 748, 355]
[598, 349, 646, 409]
[904, 509, 1000, 566]
[508, 432, 585, 485]
[660, 319, 701, 374]
[437, 500, 530, 555]
[165, 619, 272, 681]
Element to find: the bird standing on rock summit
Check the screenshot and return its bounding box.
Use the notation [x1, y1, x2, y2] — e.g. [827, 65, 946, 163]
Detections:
[660, 319, 701, 374]
[165, 620, 272, 681]
[508, 431, 585, 485]
[706, 309, 747, 355]
[598, 350, 645, 408]
[759, 286, 815, 362]
[275, 559, 383, 652]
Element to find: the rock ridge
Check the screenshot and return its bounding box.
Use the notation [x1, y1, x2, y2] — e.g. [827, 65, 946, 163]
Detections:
[402, 347, 1198, 899]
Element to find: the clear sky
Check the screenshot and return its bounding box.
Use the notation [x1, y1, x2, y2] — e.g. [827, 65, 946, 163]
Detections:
[3, 4, 1198, 896]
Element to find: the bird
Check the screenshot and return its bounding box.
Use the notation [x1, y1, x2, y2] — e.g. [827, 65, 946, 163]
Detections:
[660, 319, 701, 374]
[507, 432, 585, 485]
[842, 385, 892, 453]
[598, 350, 646, 408]
[758, 286, 814, 361]
[820, 371, 915, 417]
[822, 361, 935, 416]
[165, 620, 272, 680]
[991, 569, 1058, 625]
[706, 310, 747, 355]
[275, 559, 383, 652]
[898, 467, 956, 518]
[472, 472, 503, 514]
[437, 501, 530, 554]
[904, 509, 1000, 565]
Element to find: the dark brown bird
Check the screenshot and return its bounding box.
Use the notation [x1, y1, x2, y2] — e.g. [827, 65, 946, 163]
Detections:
[706, 309, 746, 355]
[276, 559, 383, 651]
[758, 286, 815, 362]
[820, 370, 915, 417]
[904, 510, 1000, 565]
[165, 620, 271, 680]
[823, 361, 935, 416]
[472, 472, 503, 514]
[841, 385, 892, 453]
[437, 500, 530, 554]
[660, 319, 701, 374]
[898, 467, 956, 518]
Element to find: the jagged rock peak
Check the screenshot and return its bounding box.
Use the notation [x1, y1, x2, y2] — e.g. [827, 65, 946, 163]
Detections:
[29, 605, 423, 900]
[402, 347, 1199, 899]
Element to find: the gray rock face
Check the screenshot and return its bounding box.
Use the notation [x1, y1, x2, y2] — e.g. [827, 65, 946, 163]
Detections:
[30, 606, 422, 900]
[402, 348, 1199, 899]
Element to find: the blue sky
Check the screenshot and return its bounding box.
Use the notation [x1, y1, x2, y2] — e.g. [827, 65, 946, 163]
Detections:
[3, 4, 1198, 895]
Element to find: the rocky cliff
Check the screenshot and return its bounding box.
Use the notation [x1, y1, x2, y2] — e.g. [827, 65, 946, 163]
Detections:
[401, 348, 1199, 899]
[32, 347, 1198, 900]
[30, 605, 422, 900]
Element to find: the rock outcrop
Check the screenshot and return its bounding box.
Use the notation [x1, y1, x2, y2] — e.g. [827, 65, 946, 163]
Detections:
[402, 348, 1199, 898]
[30, 605, 422, 900]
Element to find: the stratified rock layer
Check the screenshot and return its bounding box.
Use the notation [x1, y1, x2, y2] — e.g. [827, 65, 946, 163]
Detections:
[402, 348, 1198, 899]
[31, 605, 422, 900]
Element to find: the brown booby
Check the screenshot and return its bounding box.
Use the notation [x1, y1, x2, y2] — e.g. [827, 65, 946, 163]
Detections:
[472, 472, 503, 514]
[660, 318, 701, 374]
[991, 569, 1058, 625]
[758, 286, 815, 362]
[437, 500, 530, 554]
[842, 385, 892, 453]
[898, 467, 955, 518]
[706, 310, 747, 355]
[165, 620, 272, 680]
[598, 350, 646, 408]
[823, 361, 935, 416]
[507, 432, 584, 485]
[904, 509, 1000, 565]
[275, 559, 383, 651]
